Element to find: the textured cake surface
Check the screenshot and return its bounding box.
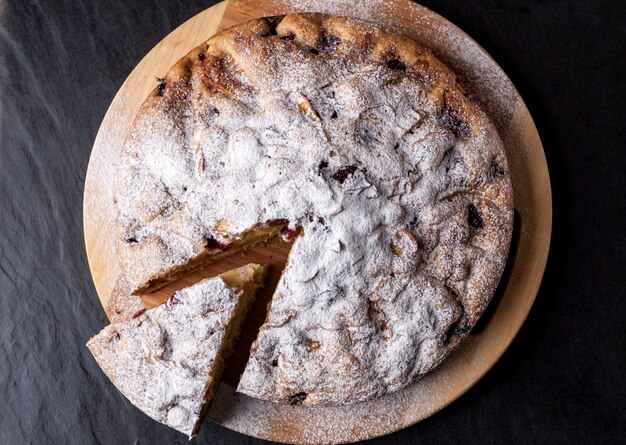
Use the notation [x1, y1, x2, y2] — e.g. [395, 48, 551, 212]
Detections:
[87, 264, 264, 436]
[114, 14, 514, 406]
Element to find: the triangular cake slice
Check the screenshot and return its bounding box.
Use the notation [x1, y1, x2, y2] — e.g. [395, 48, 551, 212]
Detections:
[87, 263, 266, 438]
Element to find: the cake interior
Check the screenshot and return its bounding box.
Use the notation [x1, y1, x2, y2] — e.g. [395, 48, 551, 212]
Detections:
[190, 263, 267, 437]
[134, 226, 282, 294]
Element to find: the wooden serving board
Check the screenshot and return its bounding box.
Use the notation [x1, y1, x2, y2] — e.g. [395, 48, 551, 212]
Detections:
[83, 1, 552, 443]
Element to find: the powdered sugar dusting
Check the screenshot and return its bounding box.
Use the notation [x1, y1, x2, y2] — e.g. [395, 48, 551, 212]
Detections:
[84, 93, 133, 302]
[289, 0, 396, 20]
[114, 14, 513, 407]
[209, 369, 449, 443]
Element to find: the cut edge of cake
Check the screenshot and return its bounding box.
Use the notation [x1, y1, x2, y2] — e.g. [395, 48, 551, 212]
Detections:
[188, 262, 266, 437]
[131, 225, 283, 295]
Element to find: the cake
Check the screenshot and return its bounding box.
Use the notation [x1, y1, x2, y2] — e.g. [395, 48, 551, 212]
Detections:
[87, 264, 266, 437]
[113, 14, 513, 406]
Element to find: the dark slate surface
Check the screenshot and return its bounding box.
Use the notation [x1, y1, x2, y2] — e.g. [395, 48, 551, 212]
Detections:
[0, 0, 624, 443]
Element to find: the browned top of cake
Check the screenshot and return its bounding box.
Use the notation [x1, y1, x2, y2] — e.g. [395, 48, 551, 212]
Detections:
[114, 13, 513, 405]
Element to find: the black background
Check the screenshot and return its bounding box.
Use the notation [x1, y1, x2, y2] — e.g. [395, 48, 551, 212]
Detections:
[1, 1, 624, 443]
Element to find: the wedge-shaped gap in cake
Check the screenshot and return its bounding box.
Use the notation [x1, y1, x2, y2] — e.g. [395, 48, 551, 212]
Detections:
[138, 234, 297, 386]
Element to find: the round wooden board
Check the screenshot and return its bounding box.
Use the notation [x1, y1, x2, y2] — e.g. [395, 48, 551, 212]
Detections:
[83, 0, 552, 443]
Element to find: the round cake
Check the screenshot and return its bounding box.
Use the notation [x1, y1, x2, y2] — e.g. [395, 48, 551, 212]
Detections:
[114, 13, 514, 406]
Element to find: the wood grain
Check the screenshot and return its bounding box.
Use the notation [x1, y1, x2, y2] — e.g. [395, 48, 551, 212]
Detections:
[83, 1, 551, 443]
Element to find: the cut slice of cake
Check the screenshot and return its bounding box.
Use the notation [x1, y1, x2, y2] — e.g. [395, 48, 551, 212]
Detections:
[87, 263, 266, 438]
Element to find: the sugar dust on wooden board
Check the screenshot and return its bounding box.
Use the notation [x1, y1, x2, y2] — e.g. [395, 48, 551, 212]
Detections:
[289, 0, 397, 18]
